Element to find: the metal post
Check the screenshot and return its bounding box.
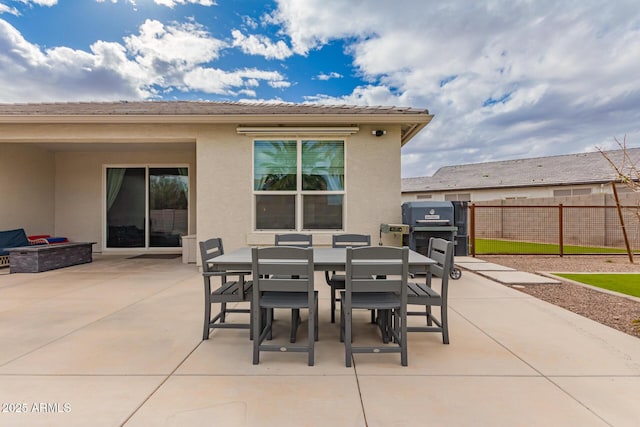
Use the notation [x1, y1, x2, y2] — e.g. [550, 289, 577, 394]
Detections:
[470, 204, 476, 257]
[558, 204, 564, 257]
[611, 182, 634, 263]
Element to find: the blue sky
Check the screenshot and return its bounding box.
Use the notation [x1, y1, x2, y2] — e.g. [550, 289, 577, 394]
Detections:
[1, 0, 639, 178]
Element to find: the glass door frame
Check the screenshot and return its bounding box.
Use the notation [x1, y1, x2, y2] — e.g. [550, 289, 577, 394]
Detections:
[102, 163, 190, 253]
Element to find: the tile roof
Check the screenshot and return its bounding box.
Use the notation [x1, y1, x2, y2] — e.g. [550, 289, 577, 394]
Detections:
[402, 148, 640, 193]
[0, 101, 429, 117]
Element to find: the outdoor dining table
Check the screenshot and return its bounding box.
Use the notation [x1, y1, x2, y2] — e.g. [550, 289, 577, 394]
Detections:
[208, 246, 436, 345]
[208, 246, 436, 275]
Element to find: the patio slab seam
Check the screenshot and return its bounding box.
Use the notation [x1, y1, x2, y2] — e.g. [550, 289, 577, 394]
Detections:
[121, 338, 205, 425]
[543, 376, 625, 426]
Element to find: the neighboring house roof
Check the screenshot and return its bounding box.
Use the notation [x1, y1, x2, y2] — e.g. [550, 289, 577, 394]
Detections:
[0, 101, 433, 145]
[402, 148, 640, 193]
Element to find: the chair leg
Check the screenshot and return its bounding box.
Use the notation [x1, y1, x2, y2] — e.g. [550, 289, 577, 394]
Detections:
[249, 302, 254, 341]
[441, 305, 449, 344]
[252, 304, 262, 365]
[339, 304, 345, 343]
[202, 286, 211, 340]
[400, 307, 408, 366]
[267, 309, 274, 340]
[308, 301, 316, 366]
[290, 309, 301, 343]
[345, 308, 353, 368]
[314, 296, 319, 342]
[330, 285, 336, 323]
[220, 302, 227, 323]
[426, 305, 433, 326]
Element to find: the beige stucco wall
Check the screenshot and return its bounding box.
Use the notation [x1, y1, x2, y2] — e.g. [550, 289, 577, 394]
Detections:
[2, 121, 409, 255]
[55, 149, 196, 251]
[196, 124, 404, 251]
[0, 144, 55, 234]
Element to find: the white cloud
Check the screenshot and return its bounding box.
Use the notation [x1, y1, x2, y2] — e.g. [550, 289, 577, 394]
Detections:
[124, 19, 226, 87]
[154, 0, 216, 7]
[274, 0, 640, 177]
[1, 0, 57, 14]
[316, 72, 342, 81]
[183, 67, 287, 95]
[268, 0, 377, 55]
[25, 0, 58, 6]
[0, 17, 289, 101]
[95, 0, 216, 6]
[231, 29, 293, 60]
[0, 19, 149, 101]
[0, 3, 20, 15]
[268, 80, 290, 89]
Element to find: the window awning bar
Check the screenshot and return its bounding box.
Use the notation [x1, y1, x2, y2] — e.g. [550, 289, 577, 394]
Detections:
[237, 126, 359, 136]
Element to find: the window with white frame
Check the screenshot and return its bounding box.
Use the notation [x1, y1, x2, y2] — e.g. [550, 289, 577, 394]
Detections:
[253, 139, 345, 230]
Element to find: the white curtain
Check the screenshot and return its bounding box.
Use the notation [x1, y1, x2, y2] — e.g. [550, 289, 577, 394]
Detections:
[106, 168, 126, 211]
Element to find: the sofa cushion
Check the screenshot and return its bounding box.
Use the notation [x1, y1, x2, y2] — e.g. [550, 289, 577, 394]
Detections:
[0, 228, 29, 256]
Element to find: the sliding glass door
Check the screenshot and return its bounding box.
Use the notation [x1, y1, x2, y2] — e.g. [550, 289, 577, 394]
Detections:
[105, 166, 189, 250]
[149, 167, 189, 247]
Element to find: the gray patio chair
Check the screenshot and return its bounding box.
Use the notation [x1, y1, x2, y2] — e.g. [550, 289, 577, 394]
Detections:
[200, 238, 253, 340]
[340, 246, 409, 367]
[325, 234, 371, 323]
[274, 233, 313, 341]
[406, 237, 453, 344]
[251, 246, 318, 366]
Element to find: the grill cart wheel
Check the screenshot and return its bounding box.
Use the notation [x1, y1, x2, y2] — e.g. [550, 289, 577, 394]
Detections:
[449, 267, 462, 280]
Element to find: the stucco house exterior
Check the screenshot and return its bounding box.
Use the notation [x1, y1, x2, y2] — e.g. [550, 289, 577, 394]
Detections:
[0, 101, 432, 255]
[402, 148, 640, 203]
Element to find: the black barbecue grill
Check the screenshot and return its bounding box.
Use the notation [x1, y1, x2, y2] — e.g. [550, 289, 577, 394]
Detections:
[401, 201, 468, 279]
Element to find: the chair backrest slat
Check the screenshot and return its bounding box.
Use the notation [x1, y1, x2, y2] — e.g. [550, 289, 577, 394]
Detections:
[346, 246, 409, 295]
[332, 234, 371, 248]
[199, 238, 224, 273]
[275, 233, 313, 248]
[427, 238, 454, 300]
[350, 260, 404, 278]
[252, 246, 314, 293]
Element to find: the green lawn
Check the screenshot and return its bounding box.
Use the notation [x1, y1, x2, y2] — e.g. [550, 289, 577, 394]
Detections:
[554, 273, 640, 298]
[474, 238, 630, 255]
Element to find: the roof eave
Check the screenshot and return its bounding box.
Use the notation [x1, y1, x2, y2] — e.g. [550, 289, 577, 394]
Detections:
[0, 112, 433, 124]
[0, 112, 434, 143]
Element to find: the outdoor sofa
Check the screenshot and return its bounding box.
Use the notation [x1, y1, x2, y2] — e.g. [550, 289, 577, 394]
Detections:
[0, 228, 92, 273]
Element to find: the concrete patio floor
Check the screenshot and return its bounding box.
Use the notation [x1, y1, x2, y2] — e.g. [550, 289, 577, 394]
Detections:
[0, 255, 639, 426]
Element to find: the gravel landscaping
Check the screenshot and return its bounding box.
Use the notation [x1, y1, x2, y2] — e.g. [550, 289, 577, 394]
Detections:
[478, 255, 640, 338]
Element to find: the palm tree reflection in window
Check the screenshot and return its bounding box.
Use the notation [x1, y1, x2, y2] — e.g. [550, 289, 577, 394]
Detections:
[254, 140, 297, 191]
[302, 140, 344, 191]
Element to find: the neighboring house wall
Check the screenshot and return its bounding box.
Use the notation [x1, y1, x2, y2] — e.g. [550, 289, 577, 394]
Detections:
[0, 144, 55, 234]
[402, 183, 611, 202]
